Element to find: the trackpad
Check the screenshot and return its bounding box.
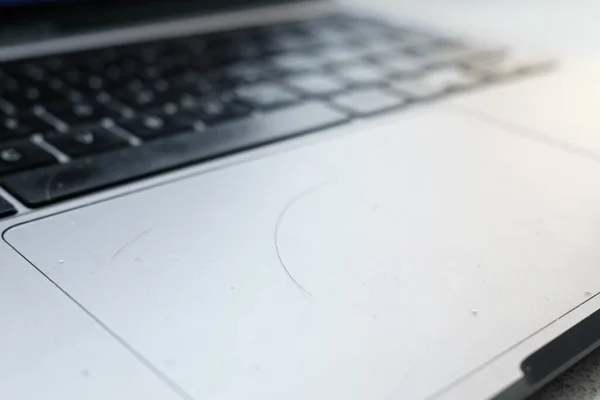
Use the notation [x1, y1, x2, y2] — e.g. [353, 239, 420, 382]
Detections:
[7, 109, 600, 400]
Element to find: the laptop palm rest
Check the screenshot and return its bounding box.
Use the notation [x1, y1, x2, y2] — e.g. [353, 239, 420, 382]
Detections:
[6, 106, 600, 399]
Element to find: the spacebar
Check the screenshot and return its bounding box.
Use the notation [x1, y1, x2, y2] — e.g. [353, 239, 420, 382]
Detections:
[3, 101, 349, 207]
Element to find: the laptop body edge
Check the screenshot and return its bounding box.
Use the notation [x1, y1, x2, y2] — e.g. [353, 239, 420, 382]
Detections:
[0, 1, 599, 400]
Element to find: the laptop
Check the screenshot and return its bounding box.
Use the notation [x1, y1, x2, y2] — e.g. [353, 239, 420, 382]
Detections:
[1, 0, 600, 399]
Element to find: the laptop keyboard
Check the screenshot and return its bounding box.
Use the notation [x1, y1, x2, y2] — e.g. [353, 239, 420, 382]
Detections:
[0, 13, 550, 210]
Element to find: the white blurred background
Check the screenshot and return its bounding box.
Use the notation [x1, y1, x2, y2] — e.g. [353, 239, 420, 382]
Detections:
[342, 0, 600, 57]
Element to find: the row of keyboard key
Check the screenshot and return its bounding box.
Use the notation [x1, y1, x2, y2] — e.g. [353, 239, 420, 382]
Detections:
[0, 110, 53, 140]
[0, 48, 487, 142]
[45, 127, 130, 157]
[0, 18, 468, 107]
[0, 56, 546, 208]
[0, 13, 552, 213]
[0, 56, 550, 205]
[3, 102, 350, 207]
[0, 55, 547, 166]
[0, 140, 57, 176]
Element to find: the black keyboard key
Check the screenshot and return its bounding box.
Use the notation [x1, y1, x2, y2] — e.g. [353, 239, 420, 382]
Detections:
[52, 65, 87, 86]
[374, 54, 426, 77]
[117, 114, 191, 139]
[391, 78, 446, 100]
[4, 101, 349, 207]
[236, 83, 299, 109]
[136, 64, 166, 84]
[222, 61, 273, 84]
[130, 45, 168, 65]
[101, 62, 139, 87]
[175, 75, 233, 99]
[409, 40, 470, 59]
[389, 79, 443, 99]
[269, 52, 325, 75]
[88, 74, 110, 91]
[313, 44, 370, 65]
[44, 101, 117, 127]
[56, 70, 109, 94]
[205, 72, 246, 92]
[183, 96, 252, 125]
[356, 36, 409, 55]
[162, 66, 200, 86]
[45, 127, 129, 158]
[347, 19, 405, 40]
[333, 63, 387, 86]
[285, 73, 347, 96]
[390, 66, 479, 99]
[205, 42, 249, 67]
[331, 88, 405, 116]
[0, 141, 56, 176]
[394, 32, 440, 49]
[0, 73, 67, 109]
[1, 112, 54, 138]
[260, 29, 318, 53]
[264, 36, 316, 54]
[219, 38, 263, 60]
[41, 56, 66, 71]
[303, 24, 352, 44]
[0, 195, 16, 218]
[17, 63, 50, 82]
[109, 88, 165, 110]
[0, 75, 23, 100]
[1, 84, 66, 110]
